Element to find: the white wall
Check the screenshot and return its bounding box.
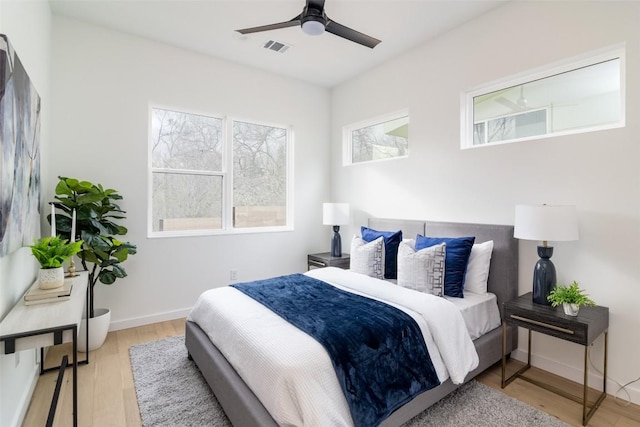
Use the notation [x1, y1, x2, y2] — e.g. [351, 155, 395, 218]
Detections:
[331, 1, 640, 404]
[0, 1, 52, 425]
[49, 16, 331, 330]
[4, 2, 637, 423]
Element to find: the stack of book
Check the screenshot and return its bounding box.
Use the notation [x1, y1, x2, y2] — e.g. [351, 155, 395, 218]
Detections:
[23, 279, 73, 306]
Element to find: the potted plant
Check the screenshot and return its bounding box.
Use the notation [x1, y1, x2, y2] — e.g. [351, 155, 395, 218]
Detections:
[547, 281, 596, 316]
[29, 236, 83, 289]
[51, 176, 137, 350]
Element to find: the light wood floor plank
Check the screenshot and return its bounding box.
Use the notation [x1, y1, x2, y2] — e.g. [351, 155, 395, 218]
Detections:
[21, 319, 640, 426]
[476, 361, 640, 426]
[123, 386, 142, 427]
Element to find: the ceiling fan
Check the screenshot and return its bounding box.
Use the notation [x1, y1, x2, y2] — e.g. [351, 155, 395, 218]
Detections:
[236, 0, 381, 49]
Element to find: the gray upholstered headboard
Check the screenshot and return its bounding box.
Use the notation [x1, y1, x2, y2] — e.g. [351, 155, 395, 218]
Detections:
[367, 218, 426, 242]
[368, 219, 518, 320]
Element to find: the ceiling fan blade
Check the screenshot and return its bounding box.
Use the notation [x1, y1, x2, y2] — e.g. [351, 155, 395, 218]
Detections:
[496, 97, 521, 111]
[325, 19, 381, 49]
[237, 14, 302, 35]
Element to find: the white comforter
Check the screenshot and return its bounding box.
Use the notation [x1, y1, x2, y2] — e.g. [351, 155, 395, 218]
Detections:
[187, 267, 478, 427]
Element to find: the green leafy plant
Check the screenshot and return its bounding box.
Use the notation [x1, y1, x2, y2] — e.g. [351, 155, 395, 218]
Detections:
[547, 281, 596, 307]
[29, 236, 83, 269]
[52, 176, 137, 318]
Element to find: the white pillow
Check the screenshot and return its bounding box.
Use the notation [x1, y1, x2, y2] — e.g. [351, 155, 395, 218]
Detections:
[350, 235, 385, 280]
[397, 240, 446, 297]
[464, 240, 494, 294]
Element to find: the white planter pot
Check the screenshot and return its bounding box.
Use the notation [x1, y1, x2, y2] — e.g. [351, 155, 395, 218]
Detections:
[563, 303, 580, 316]
[78, 308, 111, 352]
[38, 267, 65, 289]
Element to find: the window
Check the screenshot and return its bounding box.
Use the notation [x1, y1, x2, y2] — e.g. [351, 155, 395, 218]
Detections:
[343, 110, 409, 165]
[462, 45, 625, 148]
[149, 107, 292, 236]
[232, 120, 289, 228]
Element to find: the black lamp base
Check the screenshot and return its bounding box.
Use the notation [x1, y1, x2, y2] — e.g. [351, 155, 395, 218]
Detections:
[330, 225, 342, 257]
[533, 245, 556, 305]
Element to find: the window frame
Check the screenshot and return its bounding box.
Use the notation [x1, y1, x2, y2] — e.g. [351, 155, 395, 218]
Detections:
[342, 109, 409, 166]
[147, 105, 294, 238]
[461, 44, 625, 149]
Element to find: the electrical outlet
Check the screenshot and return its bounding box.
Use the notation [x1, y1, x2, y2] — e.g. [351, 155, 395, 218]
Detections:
[230, 270, 238, 281]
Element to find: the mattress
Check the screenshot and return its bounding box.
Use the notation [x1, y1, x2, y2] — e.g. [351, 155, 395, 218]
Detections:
[368, 278, 500, 340]
[444, 291, 501, 340]
[187, 267, 478, 427]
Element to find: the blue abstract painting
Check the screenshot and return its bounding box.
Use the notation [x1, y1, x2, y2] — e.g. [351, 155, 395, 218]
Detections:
[0, 34, 41, 256]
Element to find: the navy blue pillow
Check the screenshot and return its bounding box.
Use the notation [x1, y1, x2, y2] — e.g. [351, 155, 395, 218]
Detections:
[415, 235, 475, 298]
[361, 226, 402, 279]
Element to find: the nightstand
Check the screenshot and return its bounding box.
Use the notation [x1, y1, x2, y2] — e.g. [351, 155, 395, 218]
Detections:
[307, 252, 350, 270]
[501, 292, 609, 426]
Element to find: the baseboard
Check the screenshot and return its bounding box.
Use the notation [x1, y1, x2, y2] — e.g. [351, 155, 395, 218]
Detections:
[108, 308, 191, 332]
[9, 358, 39, 427]
[512, 349, 640, 405]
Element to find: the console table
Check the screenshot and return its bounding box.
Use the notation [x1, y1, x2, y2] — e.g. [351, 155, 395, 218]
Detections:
[0, 271, 89, 427]
[501, 292, 609, 425]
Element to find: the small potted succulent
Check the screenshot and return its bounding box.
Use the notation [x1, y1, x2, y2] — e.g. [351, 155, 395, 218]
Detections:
[29, 236, 83, 289]
[547, 281, 596, 316]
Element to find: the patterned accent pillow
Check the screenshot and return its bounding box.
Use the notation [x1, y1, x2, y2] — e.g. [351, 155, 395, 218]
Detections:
[350, 236, 385, 280]
[415, 235, 475, 298]
[397, 240, 446, 296]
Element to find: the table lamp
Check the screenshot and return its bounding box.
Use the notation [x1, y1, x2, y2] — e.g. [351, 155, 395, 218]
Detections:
[514, 204, 579, 305]
[322, 203, 350, 257]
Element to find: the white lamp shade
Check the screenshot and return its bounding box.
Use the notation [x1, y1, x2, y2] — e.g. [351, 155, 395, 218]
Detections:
[323, 203, 350, 225]
[514, 204, 579, 242]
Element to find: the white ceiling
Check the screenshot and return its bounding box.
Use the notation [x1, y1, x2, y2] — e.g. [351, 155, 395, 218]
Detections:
[48, 0, 508, 88]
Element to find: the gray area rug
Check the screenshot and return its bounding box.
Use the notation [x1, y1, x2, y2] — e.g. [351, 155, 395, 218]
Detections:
[130, 335, 570, 427]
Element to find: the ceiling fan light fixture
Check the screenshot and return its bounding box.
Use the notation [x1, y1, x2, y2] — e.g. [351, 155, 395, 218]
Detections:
[517, 97, 528, 109]
[302, 18, 325, 36]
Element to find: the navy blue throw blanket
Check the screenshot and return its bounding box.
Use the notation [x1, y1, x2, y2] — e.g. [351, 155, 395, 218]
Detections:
[231, 274, 440, 427]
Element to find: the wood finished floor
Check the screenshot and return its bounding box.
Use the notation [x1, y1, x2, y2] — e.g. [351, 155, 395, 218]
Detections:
[23, 318, 640, 426]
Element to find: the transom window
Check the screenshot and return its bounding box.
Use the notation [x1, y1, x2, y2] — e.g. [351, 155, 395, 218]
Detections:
[149, 107, 292, 236]
[462, 45, 625, 148]
[343, 110, 409, 165]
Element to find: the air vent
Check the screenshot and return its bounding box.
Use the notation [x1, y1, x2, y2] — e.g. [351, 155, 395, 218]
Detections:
[263, 40, 291, 54]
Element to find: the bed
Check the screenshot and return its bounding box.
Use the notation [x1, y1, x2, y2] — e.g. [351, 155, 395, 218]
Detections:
[185, 219, 519, 426]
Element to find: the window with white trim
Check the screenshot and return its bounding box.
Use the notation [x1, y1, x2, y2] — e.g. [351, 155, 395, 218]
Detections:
[462, 45, 625, 148]
[149, 107, 292, 236]
[343, 110, 409, 165]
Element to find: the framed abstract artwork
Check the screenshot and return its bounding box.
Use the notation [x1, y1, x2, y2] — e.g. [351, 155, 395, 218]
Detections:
[0, 34, 41, 256]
